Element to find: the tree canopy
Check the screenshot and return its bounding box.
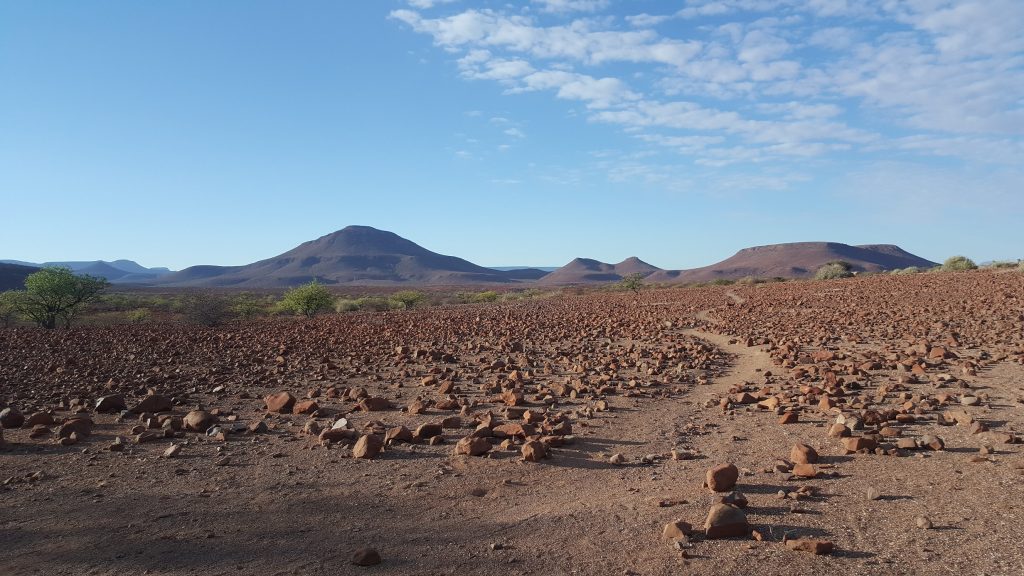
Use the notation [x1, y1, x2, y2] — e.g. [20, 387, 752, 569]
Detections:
[280, 281, 335, 318]
[4, 266, 109, 328]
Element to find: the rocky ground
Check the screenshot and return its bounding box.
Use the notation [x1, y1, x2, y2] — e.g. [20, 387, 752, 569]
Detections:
[1, 270, 1023, 575]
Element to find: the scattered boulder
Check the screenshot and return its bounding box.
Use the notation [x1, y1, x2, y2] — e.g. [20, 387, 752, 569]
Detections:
[703, 504, 749, 538]
[292, 400, 318, 415]
[785, 539, 833, 555]
[351, 547, 382, 566]
[706, 463, 739, 492]
[95, 395, 127, 413]
[521, 440, 546, 462]
[264, 391, 295, 414]
[455, 436, 492, 457]
[359, 397, 393, 412]
[352, 434, 384, 459]
[0, 407, 25, 429]
[183, 410, 216, 432]
[57, 417, 93, 439]
[790, 443, 818, 465]
[134, 394, 173, 413]
[662, 519, 693, 541]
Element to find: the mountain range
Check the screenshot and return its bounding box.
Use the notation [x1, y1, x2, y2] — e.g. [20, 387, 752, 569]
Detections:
[2, 226, 939, 288]
[0, 259, 172, 284]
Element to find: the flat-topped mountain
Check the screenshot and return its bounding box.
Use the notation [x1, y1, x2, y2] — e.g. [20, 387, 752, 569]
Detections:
[157, 226, 522, 287]
[537, 256, 662, 285]
[645, 242, 937, 284]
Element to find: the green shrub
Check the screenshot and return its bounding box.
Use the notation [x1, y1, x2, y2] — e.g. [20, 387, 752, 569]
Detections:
[230, 294, 267, 320]
[891, 266, 921, 275]
[461, 290, 500, 303]
[388, 290, 425, 310]
[182, 293, 235, 327]
[617, 273, 646, 293]
[815, 262, 854, 280]
[355, 296, 392, 312]
[280, 281, 335, 317]
[334, 299, 360, 312]
[735, 276, 765, 285]
[125, 308, 151, 323]
[942, 255, 977, 272]
[710, 278, 735, 286]
[0, 291, 20, 327]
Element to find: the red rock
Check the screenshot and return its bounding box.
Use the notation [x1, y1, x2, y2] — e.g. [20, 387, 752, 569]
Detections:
[25, 412, 54, 426]
[95, 395, 127, 413]
[706, 463, 739, 492]
[454, 436, 491, 456]
[351, 547, 381, 566]
[352, 434, 384, 459]
[292, 400, 319, 415]
[521, 439, 546, 462]
[134, 394, 173, 413]
[385, 426, 413, 444]
[57, 417, 93, 438]
[792, 463, 817, 478]
[413, 423, 443, 441]
[827, 423, 850, 438]
[264, 391, 295, 413]
[359, 397, 392, 412]
[662, 519, 693, 540]
[319, 428, 357, 443]
[183, 410, 216, 432]
[779, 411, 799, 424]
[501, 390, 524, 406]
[841, 436, 877, 453]
[703, 504, 749, 538]
[790, 443, 818, 464]
[492, 423, 533, 439]
[0, 407, 25, 428]
[786, 538, 833, 555]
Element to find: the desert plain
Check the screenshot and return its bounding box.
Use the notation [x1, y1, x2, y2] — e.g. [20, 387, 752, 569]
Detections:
[2, 270, 1023, 576]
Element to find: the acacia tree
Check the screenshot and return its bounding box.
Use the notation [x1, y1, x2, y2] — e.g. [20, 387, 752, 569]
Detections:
[6, 267, 109, 329]
[618, 272, 646, 293]
[280, 281, 334, 318]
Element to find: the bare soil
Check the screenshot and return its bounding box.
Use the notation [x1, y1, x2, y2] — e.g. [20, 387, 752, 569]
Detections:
[2, 270, 1023, 575]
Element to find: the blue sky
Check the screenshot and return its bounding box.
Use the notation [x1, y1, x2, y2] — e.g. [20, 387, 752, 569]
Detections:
[1, 0, 1021, 270]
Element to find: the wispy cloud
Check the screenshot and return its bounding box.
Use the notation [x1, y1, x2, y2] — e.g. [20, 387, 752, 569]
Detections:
[392, 1, 1024, 196]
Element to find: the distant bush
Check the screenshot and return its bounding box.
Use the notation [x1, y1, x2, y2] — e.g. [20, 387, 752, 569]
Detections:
[280, 281, 335, 318]
[891, 266, 921, 275]
[815, 262, 854, 280]
[182, 293, 234, 327]
[617, 272, 646, 293]
[125, 308, 151, 323]
[735, 276, 766, 285]
[334, 299, 360, 313]
[355, 296, 392, 312]
[942, 255, 977, 272]
[710, 278, 735, 286]
[231, 294, 268, 320]
[0, 291, 20, 327]
[389, 290, 425, 310]
[460, 290, 499, 304]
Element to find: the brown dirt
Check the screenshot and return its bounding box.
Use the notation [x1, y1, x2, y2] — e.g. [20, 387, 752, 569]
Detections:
[2, 270, 1023, 575]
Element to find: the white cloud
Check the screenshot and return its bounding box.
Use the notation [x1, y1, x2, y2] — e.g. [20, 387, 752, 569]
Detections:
[394, 0, 1024, 173]
[504, 127, 526, 138]
[406, 0, 459, 9]
[531, 0, 609, 13]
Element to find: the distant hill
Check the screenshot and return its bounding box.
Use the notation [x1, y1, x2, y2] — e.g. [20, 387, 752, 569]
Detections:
[0, 259, 172, 284]
[0, 262, 39, 291]
[645, 242, 937, 284]
[538, 256, 662, 285]
[156, 226, 527, 287]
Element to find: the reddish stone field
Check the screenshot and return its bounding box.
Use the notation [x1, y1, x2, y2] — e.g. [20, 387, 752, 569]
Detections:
[2, 270, 1023, 575]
